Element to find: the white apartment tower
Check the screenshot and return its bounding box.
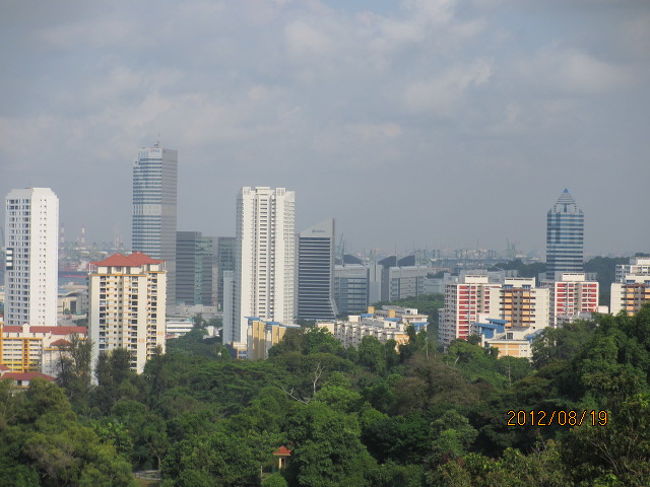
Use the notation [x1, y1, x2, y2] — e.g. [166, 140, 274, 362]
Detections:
[4, 188, 59, 326]
[132, 143, 178, 307]
[88, 252, 167, 374]
[224, 187, 296, 344]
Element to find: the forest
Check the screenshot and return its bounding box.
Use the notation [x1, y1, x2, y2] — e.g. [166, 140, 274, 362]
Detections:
[1, 303, 649, 487]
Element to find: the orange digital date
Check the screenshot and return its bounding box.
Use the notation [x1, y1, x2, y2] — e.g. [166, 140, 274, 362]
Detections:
[506, 410, 608, 427]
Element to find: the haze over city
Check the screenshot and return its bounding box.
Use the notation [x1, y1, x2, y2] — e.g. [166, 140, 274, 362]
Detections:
[1, 0, 649, 254]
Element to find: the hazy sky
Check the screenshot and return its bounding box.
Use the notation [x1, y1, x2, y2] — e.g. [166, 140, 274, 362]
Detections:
[1, 0, 649, 256]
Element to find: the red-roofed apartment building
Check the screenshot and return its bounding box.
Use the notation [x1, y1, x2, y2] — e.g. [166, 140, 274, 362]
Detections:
[0, 323, 87, 376]
[88, 252, 166, 375]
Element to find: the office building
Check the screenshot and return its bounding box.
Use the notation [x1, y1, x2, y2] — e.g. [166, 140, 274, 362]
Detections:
[4, 188, 59, 326]
[297, 219, 337, 321]
[176, 231, 215, 306]
[89, 252, 167, 374]
[224, 187, 296, 345]
[334, 264, 369, 315]
[216, 237, 236, 310]
[545, 272, 599, 326]
[546, 189, 584, 280]
[132, 143, 178, 306]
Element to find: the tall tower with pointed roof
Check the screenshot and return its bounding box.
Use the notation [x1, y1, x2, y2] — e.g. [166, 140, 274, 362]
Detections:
[546, 189, 584, 280]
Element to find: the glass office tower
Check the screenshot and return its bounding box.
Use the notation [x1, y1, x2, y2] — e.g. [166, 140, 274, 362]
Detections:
[132, 143, 178, 306]
[546, 189, 584, 280]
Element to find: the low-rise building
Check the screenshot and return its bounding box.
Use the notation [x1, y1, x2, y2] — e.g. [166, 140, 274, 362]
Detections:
[0, 369, 56, 388]
[476, 318, 543, 359]
[318, 305, 428, 348]
[0, 323, 87, 375]
[247, 318, 300, 360]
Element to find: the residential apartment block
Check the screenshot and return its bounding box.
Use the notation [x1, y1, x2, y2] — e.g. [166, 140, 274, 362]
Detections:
[246, 318, 300, 360]
[0, 323, 86, 375]
[4, 187, 59, 327]
[318, 305, 428, 348]
[439, 275, 501, 346]
[544, 272, 599, 326]
[224, 187, 296, 345]
[89, 252, 167, 375]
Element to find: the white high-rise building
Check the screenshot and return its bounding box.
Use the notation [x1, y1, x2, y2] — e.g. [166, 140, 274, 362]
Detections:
[224, 187, 296, 344]
[88, 252, 167, 375]
[132, 143, 178, 308]
[4, 188, 59, 326]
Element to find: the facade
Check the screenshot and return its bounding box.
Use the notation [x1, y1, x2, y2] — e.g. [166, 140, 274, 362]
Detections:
[476, 319, 542, 359]
[615, 256, 650, 283]
[216, 237, 236, 310]
[546, 189, 584, 280]
[132, 143, 178, 307]
[611, 275, 650, 316]
[545, 272, 599, 326]
[246, 318, 300, 360]
[438, 275, 501, 347]
[499, 278, 550, 329]
[176, 231, 215, 306]
[224, 187, 296, 345]
[88, 252, 167, 374]
[297, 219, 337, 321]
[385, 266, 434, 301]
[318, 305, 428, 349]
[0, 323, 86, 375]
[333, 264, 369, 315]
[4, 188, 59, 326]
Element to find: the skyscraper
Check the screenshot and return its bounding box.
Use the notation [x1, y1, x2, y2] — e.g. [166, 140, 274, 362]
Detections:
[176, 231, 215, 306]
[297, 219, 337, 321]
[546, 189, 584, 280]
[224, 187, 295, 344]
[216, 237, 236, 310]
[4, 188, 59, 326]
[132, 143, 178, 306]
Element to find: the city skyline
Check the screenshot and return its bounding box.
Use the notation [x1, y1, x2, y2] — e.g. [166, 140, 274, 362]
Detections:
[1, 1, 649, 255]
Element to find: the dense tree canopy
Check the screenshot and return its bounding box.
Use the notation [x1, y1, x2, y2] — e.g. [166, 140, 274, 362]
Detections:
[2, 301, 649, 486]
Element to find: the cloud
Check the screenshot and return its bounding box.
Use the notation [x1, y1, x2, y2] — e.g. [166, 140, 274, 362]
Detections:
[520, 47, 634, 95]
[403, 59, 493, 114]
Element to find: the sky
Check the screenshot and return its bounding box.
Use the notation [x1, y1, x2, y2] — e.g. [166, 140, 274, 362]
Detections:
[1, 0, 649, 257]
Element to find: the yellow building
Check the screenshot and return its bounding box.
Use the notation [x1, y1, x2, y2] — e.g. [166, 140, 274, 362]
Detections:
[246, 319, 300, 360]
[0, 323, 87, 374]
[611, 276, 650, 316]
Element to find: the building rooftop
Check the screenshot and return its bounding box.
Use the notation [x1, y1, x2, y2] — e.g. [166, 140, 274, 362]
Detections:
[91, 252, 163, 267]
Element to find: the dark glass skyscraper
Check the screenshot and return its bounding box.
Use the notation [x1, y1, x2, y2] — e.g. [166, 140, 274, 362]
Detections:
[297, 219, 337, 320]
[546, 189, 584, 280]
[176, 231, 215, 306]
[132, 143, 178, 305]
